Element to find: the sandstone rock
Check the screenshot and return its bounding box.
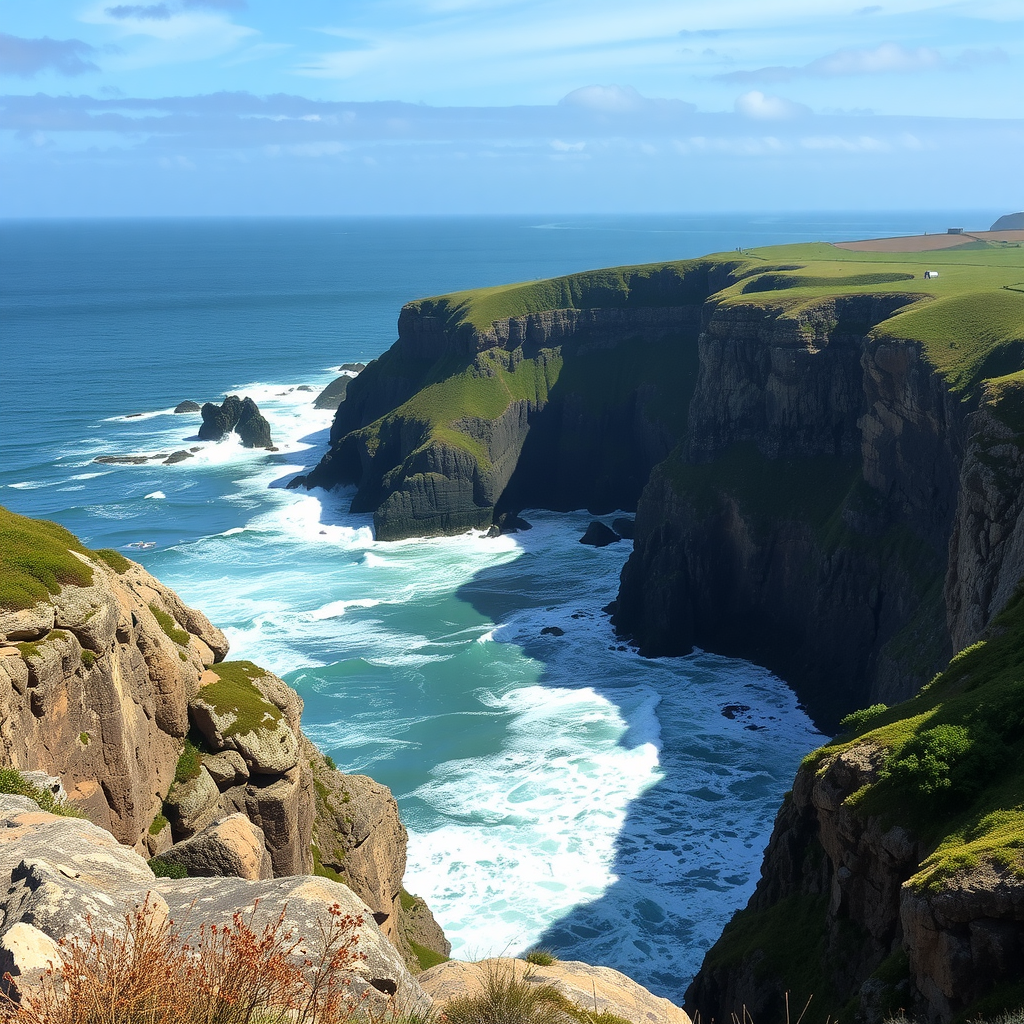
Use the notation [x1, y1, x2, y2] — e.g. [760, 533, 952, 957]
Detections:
[314, 375, 351, 410]
[203, 749, 249, 788]
[158, 814, 272, 880]
[164, 767, 220, 837]
[580, 521, 619, 547]
[0, 922, 63, 987]
[0, 604, 55, 641]
[419, 958, 690, 1024]
[174, 401, 201, 413]
[190, 685, 299, 775]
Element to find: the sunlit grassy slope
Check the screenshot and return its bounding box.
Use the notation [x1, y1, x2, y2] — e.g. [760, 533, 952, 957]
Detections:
[355, 240, 1023, 469]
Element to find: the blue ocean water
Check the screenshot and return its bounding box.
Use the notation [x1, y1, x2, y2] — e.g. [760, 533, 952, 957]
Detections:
[0, 212, 983, 1001]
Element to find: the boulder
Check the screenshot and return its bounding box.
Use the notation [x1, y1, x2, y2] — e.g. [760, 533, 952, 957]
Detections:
[163, 767, 220, 837]
[164, 450, 194, 464]
[612, 516, 635, 539]
[235, 397, 273, 449]
[340, 362, 366, 373]
[203, 749, 249, 788]
[198, 395, 243, 441]
[580, 521, 620, 547]
[418, 958, 690, 1024]
[157, 814, 272, 880]
[314, 376, 351, 410]
[174, 401, 201, 414]
[496, 513, 532, 535]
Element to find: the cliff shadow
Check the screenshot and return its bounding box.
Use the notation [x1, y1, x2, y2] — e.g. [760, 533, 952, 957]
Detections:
[453, 519, 823, 1006]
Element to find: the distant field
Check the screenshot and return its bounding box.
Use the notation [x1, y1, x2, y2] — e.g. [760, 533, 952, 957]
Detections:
[837, 229, 1024, 252]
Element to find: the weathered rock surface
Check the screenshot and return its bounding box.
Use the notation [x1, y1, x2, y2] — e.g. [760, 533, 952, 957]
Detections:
[0, 511, 449, 975]
[157, 814, 273, 880]
[0, 552, 227, 847]
[0, 796, 428, 1014]
[419, 957, 690, 1024]
[235, 397, 273, 448]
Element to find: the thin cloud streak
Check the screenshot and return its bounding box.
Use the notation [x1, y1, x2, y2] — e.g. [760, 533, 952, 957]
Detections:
[0, 33, 100, 78]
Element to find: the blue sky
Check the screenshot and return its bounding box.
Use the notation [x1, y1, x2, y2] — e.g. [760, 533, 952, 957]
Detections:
[1, 0, 1021, 215]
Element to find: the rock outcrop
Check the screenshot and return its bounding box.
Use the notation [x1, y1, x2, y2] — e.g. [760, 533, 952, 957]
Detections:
[314, 375, 351, 410]
[418, 957, 690, 1024]
[0, 794, 428, 1014]
[174, 400, 200, 413]
[0, 507, 449, 974]
[199, 395, 273, 448]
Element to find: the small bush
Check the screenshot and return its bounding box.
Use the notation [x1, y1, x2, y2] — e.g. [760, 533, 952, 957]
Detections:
[880, 723, 1003, 801]
[524, 949, 557, 966]
[80, 650, 96, 669]
[324, 754, 337, 771]
[0, 897, 387, 1024]
[839, 703, 888, 736]
[148, 856, 187, 879]
[174, 737, 202, 784]
[0, 768, 82, 818]
[79, 732, 90, 746]
[442, 961, 570, 1024]
[149, 812, 168, 836]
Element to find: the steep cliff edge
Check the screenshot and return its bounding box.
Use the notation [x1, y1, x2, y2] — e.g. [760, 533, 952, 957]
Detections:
[0, 505, 449, 970]
[688, 583, 1024, 1022]
[302, 262, 734, 539]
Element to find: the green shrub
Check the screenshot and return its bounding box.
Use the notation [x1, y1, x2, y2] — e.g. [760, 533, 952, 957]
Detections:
[324, 754, 337, 771]
[149, 813, 168, 836]
[879, 724, 1002, 801]
[149, 604, 190, 647]
[524, 949, 557, 966]
[0, 767, 83, 817]
[839, 703, 888, 736]
[79, 732, 90, 745]
[94, 548, 131, 574]
[81, 650, 96, 669]
[174, 738, 202, 784]
[148, 856, 187, 879]
[201, 662, 283, 737]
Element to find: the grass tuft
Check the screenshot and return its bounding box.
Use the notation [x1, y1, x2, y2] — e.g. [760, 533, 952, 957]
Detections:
[93, 548, 131, 574]
[149, 603, 190, 647]
[0, 767, 83, 818]
[201, 661, 283, 737]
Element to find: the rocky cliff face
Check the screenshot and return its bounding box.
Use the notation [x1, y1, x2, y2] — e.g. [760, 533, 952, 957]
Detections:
[302, 267, 714, 540]
[0, 511, 448, 972]
[687, 585, 1024, 1022]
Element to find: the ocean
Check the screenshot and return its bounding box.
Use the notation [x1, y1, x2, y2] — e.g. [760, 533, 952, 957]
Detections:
[0, 211, 988, 1002]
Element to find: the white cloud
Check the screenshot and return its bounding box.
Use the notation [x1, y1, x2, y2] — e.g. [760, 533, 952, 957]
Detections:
[735, 90, 809, 120]
[560, 84, 647, 114]
[811, 42, 941, 75]
[550, 139, 586, 151]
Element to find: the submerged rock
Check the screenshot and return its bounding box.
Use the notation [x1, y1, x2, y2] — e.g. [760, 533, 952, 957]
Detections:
[580, 521, 620, 547]
[164, 450, 194, 465]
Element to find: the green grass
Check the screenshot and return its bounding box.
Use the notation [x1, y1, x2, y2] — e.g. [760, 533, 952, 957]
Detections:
[93, 548, 131, 574]
[524, 950, 557, 966]
[409, 940, 448, 972]
[0, 767, 83, 817]
[149, 856, 188, 879]
[149, 812, 169, 835]
[17, 630, 70, 662]
[149, 604, 190, 647]
[0, 505, 94, 610]
[399, 888, 418, 912]
[174, 737, 203, 784]
[79, 731, 90, 745]
[81, 650, 96, 669]
[801, 584, 1024, 893]
[310, 843, 345, 884]
[201, 661, 282, 737]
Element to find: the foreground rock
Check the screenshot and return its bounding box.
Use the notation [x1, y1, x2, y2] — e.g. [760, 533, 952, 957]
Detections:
[0, 795, 427, 1014]
[419, 957, 690, 1024]
[0, 506, 451, 974]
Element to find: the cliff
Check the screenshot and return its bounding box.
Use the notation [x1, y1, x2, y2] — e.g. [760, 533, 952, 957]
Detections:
[0, 505, 449, 971]
[687, 584, 1024, 1022]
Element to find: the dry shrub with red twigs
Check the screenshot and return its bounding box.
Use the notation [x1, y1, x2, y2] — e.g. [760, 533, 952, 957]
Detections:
[0, 896, 422, 1024]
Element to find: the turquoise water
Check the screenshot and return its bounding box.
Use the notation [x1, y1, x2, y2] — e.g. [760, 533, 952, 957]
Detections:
[0, 213, 973, 1000]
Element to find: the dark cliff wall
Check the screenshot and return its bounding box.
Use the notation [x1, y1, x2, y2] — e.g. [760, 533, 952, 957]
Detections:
[615, 293, 970, 728]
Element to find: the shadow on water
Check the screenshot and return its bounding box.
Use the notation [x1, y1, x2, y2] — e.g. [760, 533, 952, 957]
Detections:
[451, 527, 817, 1005]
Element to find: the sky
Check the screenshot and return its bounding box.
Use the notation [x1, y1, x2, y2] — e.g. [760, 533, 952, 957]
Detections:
[0, 0, 1021, 216]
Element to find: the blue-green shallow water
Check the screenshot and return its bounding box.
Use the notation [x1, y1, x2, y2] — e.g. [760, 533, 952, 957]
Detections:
[0, 213, 985, 1001]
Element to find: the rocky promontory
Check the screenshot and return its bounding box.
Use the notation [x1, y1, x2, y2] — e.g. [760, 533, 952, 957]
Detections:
[0, 505, 448, 977]
[199, 395, 273, 448]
